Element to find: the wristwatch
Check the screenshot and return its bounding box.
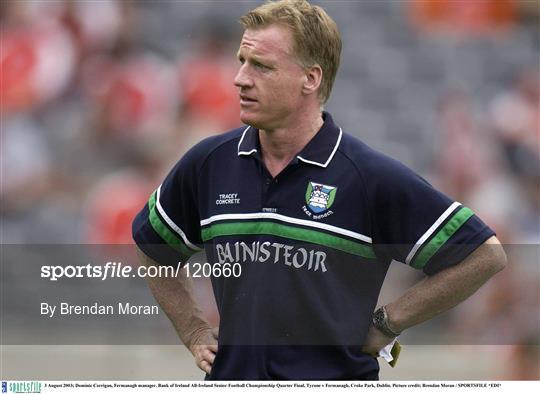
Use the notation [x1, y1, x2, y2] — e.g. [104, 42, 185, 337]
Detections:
[372, 306, 402, 338]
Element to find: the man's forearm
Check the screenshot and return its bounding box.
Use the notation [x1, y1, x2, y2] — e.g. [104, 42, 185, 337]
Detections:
[385, 236, 507, 334]
[136, 247, 211, 349]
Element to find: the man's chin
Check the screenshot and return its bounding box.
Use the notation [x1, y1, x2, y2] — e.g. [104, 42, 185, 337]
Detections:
[240, 113, 262, 128]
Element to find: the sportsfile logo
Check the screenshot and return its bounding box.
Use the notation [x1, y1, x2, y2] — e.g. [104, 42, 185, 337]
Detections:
[5, 382, 42, 393]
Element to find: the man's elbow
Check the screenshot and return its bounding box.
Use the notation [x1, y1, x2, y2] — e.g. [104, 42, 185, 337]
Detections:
[489, 246, 507, 275]
[484, 236, 507, 275]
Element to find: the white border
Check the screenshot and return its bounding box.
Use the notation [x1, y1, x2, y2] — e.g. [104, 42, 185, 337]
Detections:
[405, 201, 462, 265]
[297, 128, 343, 168]
[237, 126, 257, 156]
[200, 212, 372, 244]
[156, 185, 202, 251]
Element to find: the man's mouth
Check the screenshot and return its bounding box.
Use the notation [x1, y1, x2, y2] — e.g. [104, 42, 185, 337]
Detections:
[240, 94, 257, 104]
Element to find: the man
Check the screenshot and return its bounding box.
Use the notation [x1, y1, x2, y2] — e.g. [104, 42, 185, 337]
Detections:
[132, 0, 506, 380]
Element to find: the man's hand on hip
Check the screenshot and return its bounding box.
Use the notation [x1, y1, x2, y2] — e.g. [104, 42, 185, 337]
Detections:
[190, 326, 219, 374]
[362, 324, 396, 357]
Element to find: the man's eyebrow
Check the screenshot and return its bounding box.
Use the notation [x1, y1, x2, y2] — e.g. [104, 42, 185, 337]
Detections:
[236, 51, 272, 65]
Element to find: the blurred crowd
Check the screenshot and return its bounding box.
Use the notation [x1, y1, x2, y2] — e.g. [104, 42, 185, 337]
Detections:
[1, 0, 538, 379]
[1, 0, 242, 245]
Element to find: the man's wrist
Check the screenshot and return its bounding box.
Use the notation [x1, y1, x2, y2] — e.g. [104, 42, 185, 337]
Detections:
[181, 319, 212, 352]
[372, 305, 402, 338]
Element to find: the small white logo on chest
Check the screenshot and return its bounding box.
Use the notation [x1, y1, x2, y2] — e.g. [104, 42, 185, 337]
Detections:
[216, 193, 241, 205]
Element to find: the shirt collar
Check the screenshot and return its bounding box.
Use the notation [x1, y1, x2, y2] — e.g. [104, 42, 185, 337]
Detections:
[237, 125, 258, 156]
[237, 111, 342, 168]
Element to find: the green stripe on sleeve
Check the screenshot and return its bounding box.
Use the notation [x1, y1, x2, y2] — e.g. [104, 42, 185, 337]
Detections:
[148, 191, 194, 258]
[201, 221, 376, 259]
[411, 207, 475, 269]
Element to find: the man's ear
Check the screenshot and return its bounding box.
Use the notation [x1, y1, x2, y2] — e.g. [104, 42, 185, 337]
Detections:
[302, 64, 323, 96]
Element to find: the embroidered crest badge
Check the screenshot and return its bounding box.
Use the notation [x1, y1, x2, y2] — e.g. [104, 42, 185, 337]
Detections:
[305, 182, 337, 214]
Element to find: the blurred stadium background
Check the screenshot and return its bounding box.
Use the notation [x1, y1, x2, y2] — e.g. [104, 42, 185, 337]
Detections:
[1, 0, 539, 380]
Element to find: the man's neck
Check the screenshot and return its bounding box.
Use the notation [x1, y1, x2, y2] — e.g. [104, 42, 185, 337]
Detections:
[259, 111, 324, 178]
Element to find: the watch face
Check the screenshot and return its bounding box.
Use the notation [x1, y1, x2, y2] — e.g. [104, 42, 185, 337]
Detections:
[373, 307, 399, 337]
[373, 308, 384, 327]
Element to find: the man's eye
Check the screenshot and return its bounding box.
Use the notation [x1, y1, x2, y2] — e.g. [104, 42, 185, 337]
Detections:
[254, 62, 269, 70]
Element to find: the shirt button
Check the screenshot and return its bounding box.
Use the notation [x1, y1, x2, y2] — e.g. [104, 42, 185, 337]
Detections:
[265, 179, 271, 185]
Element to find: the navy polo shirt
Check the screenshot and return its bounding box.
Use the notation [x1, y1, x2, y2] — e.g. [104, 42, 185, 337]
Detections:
[132, 112, 494, 380]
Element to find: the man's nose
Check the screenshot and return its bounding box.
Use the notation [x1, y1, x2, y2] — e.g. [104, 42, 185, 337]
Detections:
[234, 64, 252, 89]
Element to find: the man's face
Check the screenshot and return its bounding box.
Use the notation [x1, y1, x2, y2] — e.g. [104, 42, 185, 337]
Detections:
[234, 25, 308, 130]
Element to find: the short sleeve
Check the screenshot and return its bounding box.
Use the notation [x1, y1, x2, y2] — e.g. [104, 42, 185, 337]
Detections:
[369, 158, 495, 275]
[132, 147, 203, 266]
